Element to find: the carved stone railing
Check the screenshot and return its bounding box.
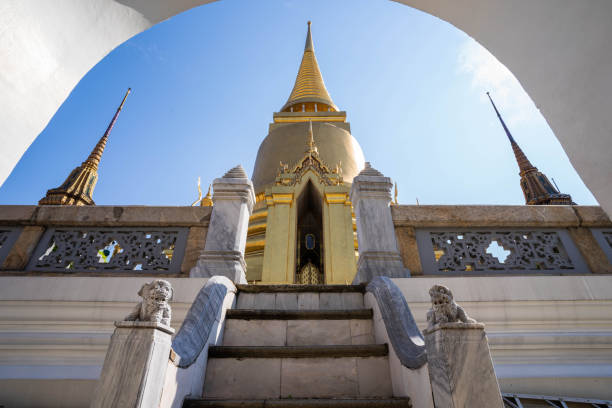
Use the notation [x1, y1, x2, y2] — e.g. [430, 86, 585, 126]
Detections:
[392, 205, 612, 275]
[0, 206, 212, 275]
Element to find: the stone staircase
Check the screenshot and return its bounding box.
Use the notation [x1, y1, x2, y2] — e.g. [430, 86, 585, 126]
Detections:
[184, 285, 412, 407]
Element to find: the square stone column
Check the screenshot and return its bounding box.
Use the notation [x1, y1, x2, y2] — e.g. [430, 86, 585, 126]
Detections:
[350, 162, 410, 283]
[191, 165, 255, 283]
[423, 322, 503, 408]
[90, 321, 175, 408]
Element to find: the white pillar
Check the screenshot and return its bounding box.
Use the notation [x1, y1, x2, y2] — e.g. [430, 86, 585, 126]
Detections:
[90, 321, 175, 408]
[190, 165, 255, 284]
[350, 162, 410, 283]
[423, 323, 503, 408]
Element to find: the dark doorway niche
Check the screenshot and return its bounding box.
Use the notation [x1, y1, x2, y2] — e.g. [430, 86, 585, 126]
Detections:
[295, 180, 324, 284]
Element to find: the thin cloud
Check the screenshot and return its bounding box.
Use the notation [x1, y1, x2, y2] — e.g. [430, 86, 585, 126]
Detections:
[457, 38, 537, 126]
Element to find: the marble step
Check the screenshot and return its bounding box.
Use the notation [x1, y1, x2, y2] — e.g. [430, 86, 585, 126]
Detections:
[184, 398, 412, 408]
[236, 284, 365, 293]
[236, 291, 364, 311]
[203, 353, 392, 399]
[223, 311, 375, 346]
[226, 309, 372, 320]
[210, 344, 387, 358]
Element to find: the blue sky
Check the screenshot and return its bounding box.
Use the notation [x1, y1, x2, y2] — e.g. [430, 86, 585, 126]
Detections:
[0, 0, 598, 206]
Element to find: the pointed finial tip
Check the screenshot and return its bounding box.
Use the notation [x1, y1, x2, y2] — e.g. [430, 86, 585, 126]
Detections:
[308, 21, 311, 26]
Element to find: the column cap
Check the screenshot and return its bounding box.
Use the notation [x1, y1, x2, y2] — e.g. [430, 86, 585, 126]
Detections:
[350, 162, 393, 204]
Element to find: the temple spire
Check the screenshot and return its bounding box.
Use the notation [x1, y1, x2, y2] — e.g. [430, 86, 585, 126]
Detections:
[304, 21, 314, 52]
[84, 88, 130, 170]
[486, 91, 535, 173]
[306, 120, 319, 156]
[281, 22, 338, 113]
[39, 88, 131, 206]
[486, 91, 575, 205]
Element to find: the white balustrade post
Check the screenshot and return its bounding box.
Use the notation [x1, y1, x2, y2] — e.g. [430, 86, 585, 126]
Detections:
[190, 165, 255, 284]
[350, 162, 410, 283]
[90, 280, 176, 408]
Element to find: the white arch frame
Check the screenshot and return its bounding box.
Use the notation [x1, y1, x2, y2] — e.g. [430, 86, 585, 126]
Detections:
[1, 0, 611, 214]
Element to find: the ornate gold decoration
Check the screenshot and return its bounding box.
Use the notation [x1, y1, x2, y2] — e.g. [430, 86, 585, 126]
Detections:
[297, 261, 323, 284]
[392, 182, 399, 205]
[247, 223, 267, 235]
[273, 114, 346, 123]
[246, 240, 266, 254]
[39, 88, 131, 206]
[249, 210, 268, 222]
[192, 178, 213, 207]
[201, 184, 213, 207]
[191, 177, 202, 206]
[325, 192, 350, 205]
[266, 193, 294, 206]
[274, 121, 343, 188]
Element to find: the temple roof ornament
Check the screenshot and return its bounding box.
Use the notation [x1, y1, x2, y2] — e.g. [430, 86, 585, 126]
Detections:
[39, 88, 131, 206]
[192, 177, 213, 207]
[280, 22, 338, 113]
[486, 92, 575, 205]
[275, 121, 343, 187]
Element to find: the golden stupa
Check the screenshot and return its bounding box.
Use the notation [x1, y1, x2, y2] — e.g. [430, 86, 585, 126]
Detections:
[246, 22, 364, 284]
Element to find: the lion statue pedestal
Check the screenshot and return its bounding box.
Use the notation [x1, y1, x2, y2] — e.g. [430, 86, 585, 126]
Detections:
[423, 284, 503, 408]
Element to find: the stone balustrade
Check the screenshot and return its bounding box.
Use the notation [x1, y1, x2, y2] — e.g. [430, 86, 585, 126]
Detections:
[0, 205, 212, 276]
[391, 205, 612, 275]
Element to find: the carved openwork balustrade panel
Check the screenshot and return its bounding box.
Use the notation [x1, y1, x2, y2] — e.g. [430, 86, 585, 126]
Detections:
[27, 227, 188, 273]
[416, 229, 588, 275]
[0, 227, 22, 265]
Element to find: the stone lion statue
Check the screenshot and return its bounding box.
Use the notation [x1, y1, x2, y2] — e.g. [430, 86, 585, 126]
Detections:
[426, 284, 475, 329]
[125, 279, 174, 326]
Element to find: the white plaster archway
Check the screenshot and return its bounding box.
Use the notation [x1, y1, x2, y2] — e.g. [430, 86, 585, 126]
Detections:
[1, 0, 611, 213]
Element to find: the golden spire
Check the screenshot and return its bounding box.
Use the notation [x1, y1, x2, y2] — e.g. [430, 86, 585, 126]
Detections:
[281, 22, 338, 113]
[39, 88, 131, 206]
[85, 89, 130, 170]
[306, 120, 319, 156]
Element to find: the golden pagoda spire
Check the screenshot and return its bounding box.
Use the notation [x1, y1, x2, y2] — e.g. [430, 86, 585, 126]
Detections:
[39, 88, 131, 206]
[306, 120, 319, 156]
[281, 22, 338, 113]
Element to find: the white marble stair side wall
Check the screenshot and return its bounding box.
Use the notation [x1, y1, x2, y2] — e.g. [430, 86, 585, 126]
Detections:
[365, 291, 435, 408]
[159, 286, 236, 408]
[0, 276, 209, 408]
[235, 291, 365, 310]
